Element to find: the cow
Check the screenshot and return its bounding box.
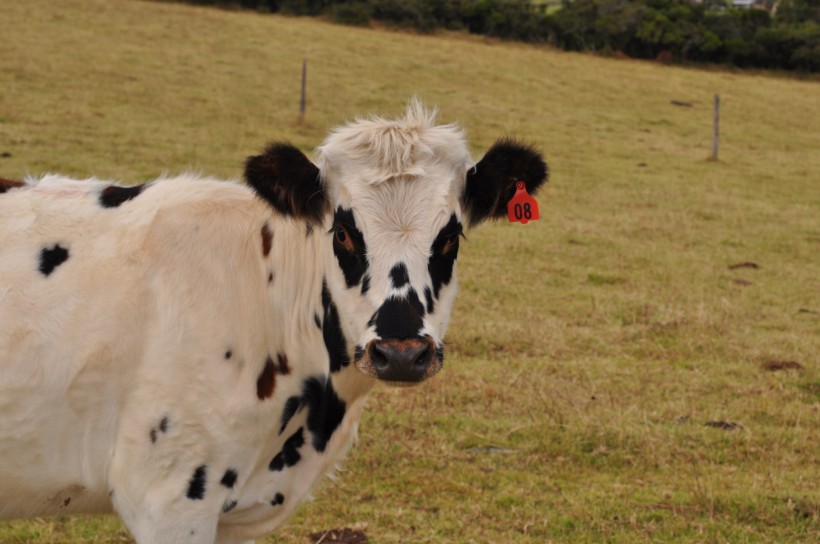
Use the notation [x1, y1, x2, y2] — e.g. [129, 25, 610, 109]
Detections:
[0, 100, 547, 543]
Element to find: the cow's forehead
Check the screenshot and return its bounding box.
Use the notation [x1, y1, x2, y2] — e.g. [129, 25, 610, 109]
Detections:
[343, 171, 459, 228]
[315, 99, 472, 212]
[347, 187, 459, 275]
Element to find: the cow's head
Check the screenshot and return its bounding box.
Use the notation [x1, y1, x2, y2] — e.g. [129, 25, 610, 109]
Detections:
[245, 100, 547, 385]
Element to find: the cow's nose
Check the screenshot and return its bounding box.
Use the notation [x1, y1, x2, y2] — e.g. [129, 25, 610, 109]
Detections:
[368, 338, 434, 383]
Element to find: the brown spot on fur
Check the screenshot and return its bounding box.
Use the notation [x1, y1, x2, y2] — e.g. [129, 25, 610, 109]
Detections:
[276, 353, 290, 375]
[261, 224, 273, 257]
[256, 357, 276, 400]
[0, 177, 24, 194]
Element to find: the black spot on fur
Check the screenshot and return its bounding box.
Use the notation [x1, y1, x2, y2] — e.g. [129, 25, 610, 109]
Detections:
[149, 428, 157, 444]
[268, 271, 274, 284]
[276, 378, 346, 452]
[332, 207, 368, 288]
[186, 465, 207, 500]
[390, 263, 410, 289]
[271, 493, 285, 506]
[261, 224, 273, 257]
[159, 416, 169, 433]
[424, 286, 435, 314]
[361, 273, 371, 295]
[256, 357, 276, 400]
[303, 377, 346, 453]
[269, 427, 305, 471]
[225, 350, 232, 360]
[220, 469, 238, 489]
[428, 215, 461, 299]
[222, 499, 237, 513]
[373, 290, 425, 340]
[99, 184, 144, 208]
[39, 244, 69, 277]
[279, 395, 302, 435]
[244, 143, 327, 224]
[463, 139, 548, 226]
[321, 280, 350, 373]
[314, 313, 321, 329]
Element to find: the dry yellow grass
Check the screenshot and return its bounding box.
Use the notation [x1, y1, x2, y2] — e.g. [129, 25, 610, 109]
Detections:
[0, 0, 818, 542]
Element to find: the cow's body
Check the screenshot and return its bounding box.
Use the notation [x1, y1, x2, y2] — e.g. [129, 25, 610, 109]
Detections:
[0, 102, 546, 543]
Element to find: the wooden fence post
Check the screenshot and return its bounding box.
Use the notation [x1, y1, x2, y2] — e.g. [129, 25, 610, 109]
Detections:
[299, 58, 307, 123]
[712, 94, 720, 160]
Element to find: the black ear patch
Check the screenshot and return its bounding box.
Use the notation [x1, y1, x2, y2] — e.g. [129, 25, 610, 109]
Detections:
[463, 139, 548, 226]
[245, 143, 328, 225]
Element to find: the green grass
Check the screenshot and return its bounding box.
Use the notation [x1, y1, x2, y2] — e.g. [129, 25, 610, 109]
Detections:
[1, 0, 818, 542]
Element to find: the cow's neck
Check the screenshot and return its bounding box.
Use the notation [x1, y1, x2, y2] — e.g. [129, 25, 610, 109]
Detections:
[267, 215, 376, 405]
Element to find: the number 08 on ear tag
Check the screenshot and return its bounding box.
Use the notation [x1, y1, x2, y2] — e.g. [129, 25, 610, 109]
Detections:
[507, 181, 540, 224]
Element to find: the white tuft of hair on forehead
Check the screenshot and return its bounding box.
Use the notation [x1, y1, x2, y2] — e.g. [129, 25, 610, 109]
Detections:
[315, 98, 472, 190]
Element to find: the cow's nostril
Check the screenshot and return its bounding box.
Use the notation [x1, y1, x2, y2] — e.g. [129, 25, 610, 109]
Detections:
[370, 343, 390, 371]
[413, 345, 432, 370]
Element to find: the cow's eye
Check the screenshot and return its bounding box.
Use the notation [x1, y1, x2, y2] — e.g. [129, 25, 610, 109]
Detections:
[439, 226, 464, 256]
[441, 234, 459, 256]
[333, 225, 355, 253]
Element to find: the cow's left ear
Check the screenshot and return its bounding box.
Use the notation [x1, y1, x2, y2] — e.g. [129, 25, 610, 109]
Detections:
[462, 139, 548, 227]
[244, 143, 328, 225]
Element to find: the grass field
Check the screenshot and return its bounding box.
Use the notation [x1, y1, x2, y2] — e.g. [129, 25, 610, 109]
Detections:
[1, 0, 818, 542]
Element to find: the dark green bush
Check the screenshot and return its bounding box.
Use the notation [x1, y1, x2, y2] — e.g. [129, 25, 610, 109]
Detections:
[176, 0, 820, 72]
[329, 2, 372, 26]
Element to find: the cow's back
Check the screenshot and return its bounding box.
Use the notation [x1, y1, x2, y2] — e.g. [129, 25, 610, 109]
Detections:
[0, 174, 271, 519]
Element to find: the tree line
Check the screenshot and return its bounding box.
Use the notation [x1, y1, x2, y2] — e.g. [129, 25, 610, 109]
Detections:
[185, 0, 820, 72]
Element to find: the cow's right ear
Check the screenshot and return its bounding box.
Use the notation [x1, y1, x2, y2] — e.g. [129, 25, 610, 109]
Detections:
[244, 143, 328, 225]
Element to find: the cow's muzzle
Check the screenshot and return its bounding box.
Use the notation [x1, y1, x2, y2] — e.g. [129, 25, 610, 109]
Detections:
[355, 336, 442, 385]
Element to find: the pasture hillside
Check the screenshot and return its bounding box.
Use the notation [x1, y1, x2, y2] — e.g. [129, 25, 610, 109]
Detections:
[0, 0, 818, 542]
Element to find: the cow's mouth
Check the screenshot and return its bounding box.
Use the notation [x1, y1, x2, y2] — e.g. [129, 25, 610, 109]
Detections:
[354, 336, 442, 385]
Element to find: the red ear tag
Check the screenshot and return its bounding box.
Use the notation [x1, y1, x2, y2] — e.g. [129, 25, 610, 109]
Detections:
[507, 181, 540, 224]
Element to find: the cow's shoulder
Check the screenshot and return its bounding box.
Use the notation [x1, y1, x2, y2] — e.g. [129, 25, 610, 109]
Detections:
[140, 174, 270, 262]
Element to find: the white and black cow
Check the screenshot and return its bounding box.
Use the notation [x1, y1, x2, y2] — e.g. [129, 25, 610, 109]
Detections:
[0, 101, 547, 543]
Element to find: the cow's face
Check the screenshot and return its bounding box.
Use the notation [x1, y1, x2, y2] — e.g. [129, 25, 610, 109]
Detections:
[245, 101, 547, 385]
